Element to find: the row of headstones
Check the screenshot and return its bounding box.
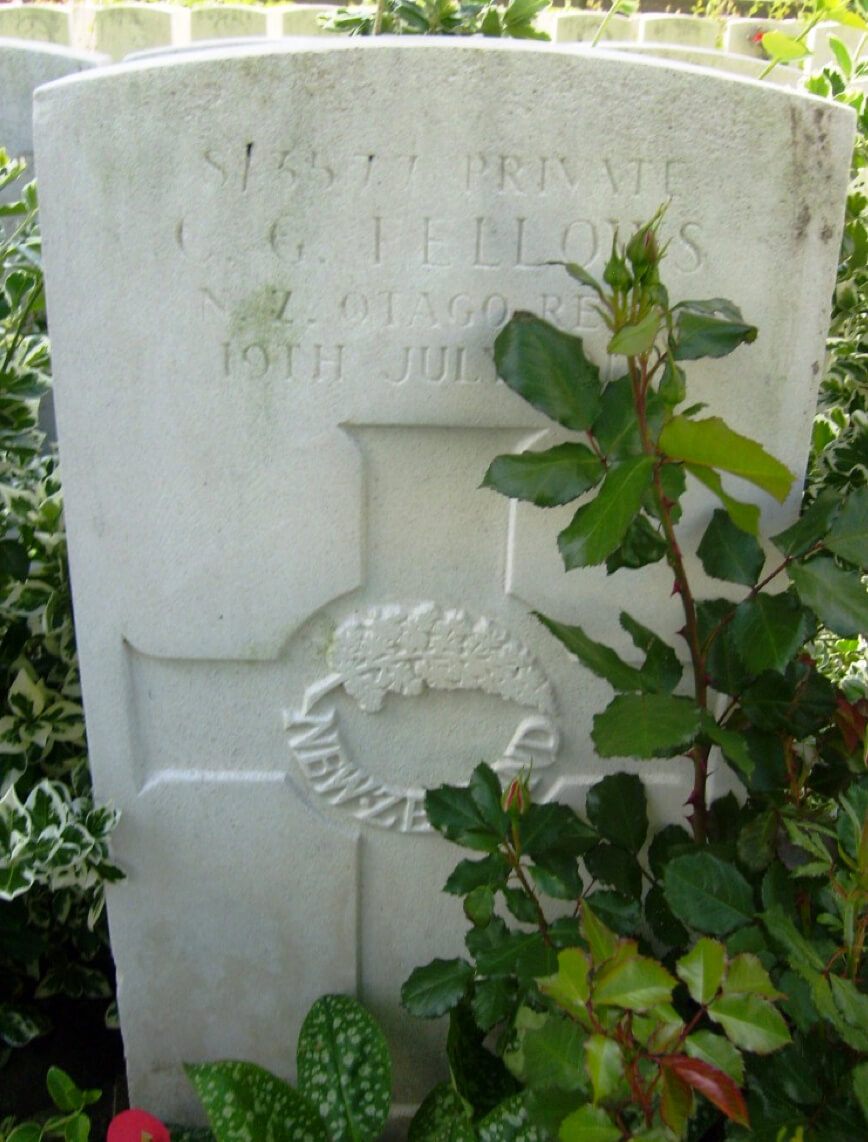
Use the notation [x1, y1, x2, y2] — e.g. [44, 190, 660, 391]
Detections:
[0, 0, 859, 67]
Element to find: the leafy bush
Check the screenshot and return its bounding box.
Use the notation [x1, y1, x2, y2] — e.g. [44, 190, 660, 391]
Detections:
[403, 216, 868, 1141]
[320, 0, 549, 40]
[0, 151, 121, 1063]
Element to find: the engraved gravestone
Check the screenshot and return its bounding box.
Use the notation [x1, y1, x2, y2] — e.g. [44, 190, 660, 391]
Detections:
[33, 40, 853, 1124]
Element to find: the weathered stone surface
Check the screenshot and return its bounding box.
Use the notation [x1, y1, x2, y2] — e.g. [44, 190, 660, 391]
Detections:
[0, 4, 72, 46]
[190, 4, 269, 41]
[635, 13, 721, 48]
[79, 2, 189, 60]
[0, 38, 106, 193]
[34, 39, 854, 1122]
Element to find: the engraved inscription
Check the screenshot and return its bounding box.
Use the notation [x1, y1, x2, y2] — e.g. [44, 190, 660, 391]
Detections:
[283, 603, 561, 833]
[179, 145, 709, 384]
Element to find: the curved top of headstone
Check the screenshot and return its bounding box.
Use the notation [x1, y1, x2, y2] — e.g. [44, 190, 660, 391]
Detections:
[1, 36, 108, 189]
[34, 38, 854, 656]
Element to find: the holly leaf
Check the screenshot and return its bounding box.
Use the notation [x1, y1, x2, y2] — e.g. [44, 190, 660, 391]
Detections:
[494, 313, 602, 431]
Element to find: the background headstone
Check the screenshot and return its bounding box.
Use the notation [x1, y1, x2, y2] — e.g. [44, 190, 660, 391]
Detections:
[34, 39, 854, 1124]
[0, 5, 72, 46]
[78, 3, 190, 61]
[0, 38, 106, 185]
[190, 5, 270, 42]
[634, 13, 721, 48]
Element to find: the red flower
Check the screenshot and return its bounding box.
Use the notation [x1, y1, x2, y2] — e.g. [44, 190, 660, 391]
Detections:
[108, 1109, 171, 1142]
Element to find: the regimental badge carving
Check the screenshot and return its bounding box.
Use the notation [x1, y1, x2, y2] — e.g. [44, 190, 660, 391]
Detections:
[283, 603, 560, 833]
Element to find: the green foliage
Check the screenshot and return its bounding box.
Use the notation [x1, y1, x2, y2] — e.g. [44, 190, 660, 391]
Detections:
[0, 151, 120, 1061]
[0, 1067, 100, 1142]
[319, 0, 549, 39]
[406, 217, 868, 1142]
[186, 994, 392, 1142]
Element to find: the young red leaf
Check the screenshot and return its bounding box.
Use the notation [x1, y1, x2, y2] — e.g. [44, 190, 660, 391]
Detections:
[659, 1055, 749, 1127]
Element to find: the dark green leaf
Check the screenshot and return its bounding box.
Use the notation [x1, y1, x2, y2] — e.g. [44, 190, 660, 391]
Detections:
[474, 930, 549, 979]
[697, 509, 765, 586]
[0, 539, 29, 580]
[788, 556, 868, 637]
[620, 612, 683, 693]
[585, 773, 647, 852]
[771, 490, 840, 556]
[583, 890, 641, 936]
[592, 374, 664, 461]
[591, 374, 642, 460]
[494, 314, 602, 431]
[425, 764, 507, 852]
[825, 485, 868, 566]
[660, 416, 793, 503]
[605, 513, 668, 573]
[444, 854, 510, 897]
[593, 692, 701, 759]
[584, 843, 642, 897]
[648, 824, 694, 880]
[534, 612, 645, 692]
[529, 854, 584, 900]
[401, 958, 474, 1018]
[700, 717, 754, 780]
[672, 299, 757, 361]
[664, 852, 754, 935]
[503, 886, 539, 924]
[731, 592, 810, 674]
[471, 978, 517, 1033]
[447, 1002, 520, 1119]
[517, 800, 597, 859]
[644, 883, 689, 948]
[482, 443, 604, 508]
[558, 456, 656, 569]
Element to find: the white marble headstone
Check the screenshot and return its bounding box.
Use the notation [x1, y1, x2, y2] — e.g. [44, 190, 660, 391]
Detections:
[0, 38, 106, 188]
[34, 40, 853, 1123]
